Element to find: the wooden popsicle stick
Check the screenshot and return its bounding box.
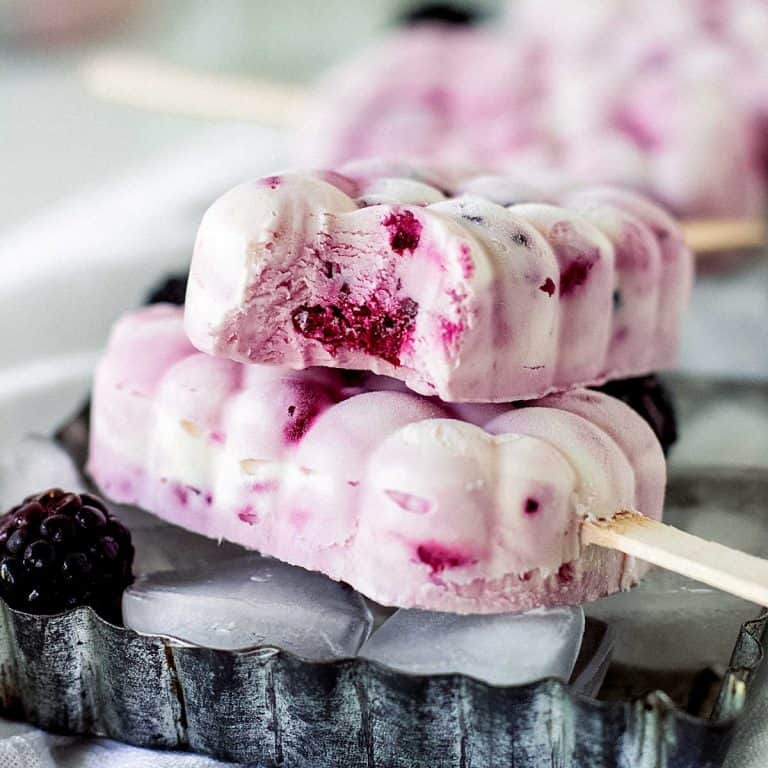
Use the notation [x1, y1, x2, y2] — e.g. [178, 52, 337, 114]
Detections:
[583, 511, 768, 606]
[80, 51, 304, 125]
[681, 217, 767, 255]
[80, 51, 767, 256]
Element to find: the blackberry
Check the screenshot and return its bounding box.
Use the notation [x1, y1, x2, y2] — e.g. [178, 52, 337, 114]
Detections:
[0, 489, 134, 623]
[397, 2, 483, 27]
[594, 374, 678, 456]
[144, 273, 188, 306]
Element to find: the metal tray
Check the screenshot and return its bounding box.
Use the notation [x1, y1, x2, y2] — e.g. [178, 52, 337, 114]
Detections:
[0, 601, 757, 767]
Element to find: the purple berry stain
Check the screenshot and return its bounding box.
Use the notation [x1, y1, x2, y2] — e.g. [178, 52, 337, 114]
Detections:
[261, 175, 281, 190]
[524, 497, 540, 515]
[752, 111, 768, 182]
[539, 278, 556, 296]
[172, 485, 188, 506]
[251, 480, 278, 494]
[439, 318, 463, 348]
[549, 224, 600, 296]
[291, 294, 419, 366]
[458, 243, 474, 278]
[282, 385, 329, 444]
[416, 542, 476, 575]
[616, 224, 651, 270]
[382, 210, 423, 255]
[557, 562, 575, 584]
[559, 259, 595, 295]
[238, 506, 258, 525]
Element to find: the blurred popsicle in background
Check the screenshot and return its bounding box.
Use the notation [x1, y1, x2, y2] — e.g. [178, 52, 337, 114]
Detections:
[80, 44, 768, 257]
[0, 0, 141, 44]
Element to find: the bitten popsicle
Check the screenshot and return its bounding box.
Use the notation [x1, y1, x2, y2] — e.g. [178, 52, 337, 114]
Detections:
[184, 165, 692, 402]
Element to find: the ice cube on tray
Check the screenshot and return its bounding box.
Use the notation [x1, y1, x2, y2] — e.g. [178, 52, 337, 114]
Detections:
[570, 618, 615, 697]
[123, 554, 373, 659]
[359, 606, 585, 686]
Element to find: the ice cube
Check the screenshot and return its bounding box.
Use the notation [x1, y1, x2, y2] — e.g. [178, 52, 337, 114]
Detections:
[570, 618, 615, 697]
[123, 555, 373, 659]
[358, 606, 585, 686]
[0, 435, 85, 510]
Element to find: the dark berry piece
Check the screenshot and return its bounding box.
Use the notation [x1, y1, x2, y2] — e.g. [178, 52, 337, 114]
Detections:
[6, 529, 28, 556]
[35, 488, 65, 505]
[79, 494, 108, 513]
[14, 501, 45, 528]
[40, 514, 76, 543]
[398, 2, 482, 26]
[104, 518, 131, 546]
[95, 536, 120, 562]
[50, 492, 81, 515]
[145, 273, 188, 306]
[61, 552, 92, 583]
[75, 505, 107, 533]
[23, 540, 56, 572]
[0, 488, 134, 620]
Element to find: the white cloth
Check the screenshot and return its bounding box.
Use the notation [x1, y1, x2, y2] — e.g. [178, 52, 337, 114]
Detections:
[0, 124, 765, 767]
[0, 725, 237, 768]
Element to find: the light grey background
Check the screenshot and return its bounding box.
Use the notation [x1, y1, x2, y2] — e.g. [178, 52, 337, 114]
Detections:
[0, 0, 501, 231]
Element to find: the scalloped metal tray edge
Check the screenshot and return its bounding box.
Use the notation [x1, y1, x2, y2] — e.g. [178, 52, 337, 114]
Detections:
[0, 595, 762, 767]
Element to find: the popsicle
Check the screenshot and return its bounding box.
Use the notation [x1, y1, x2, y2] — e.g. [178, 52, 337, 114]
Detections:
[184, 166, 692, 402]
[88, 305, 666, 614]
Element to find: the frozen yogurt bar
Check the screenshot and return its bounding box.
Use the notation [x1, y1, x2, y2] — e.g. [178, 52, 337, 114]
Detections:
[184, 166, 691, 402]
[88, 305, 666, 614]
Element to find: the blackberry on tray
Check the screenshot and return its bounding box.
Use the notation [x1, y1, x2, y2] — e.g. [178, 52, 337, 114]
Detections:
[0, 489, 134, 623]
[594, 374, 678, 456]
